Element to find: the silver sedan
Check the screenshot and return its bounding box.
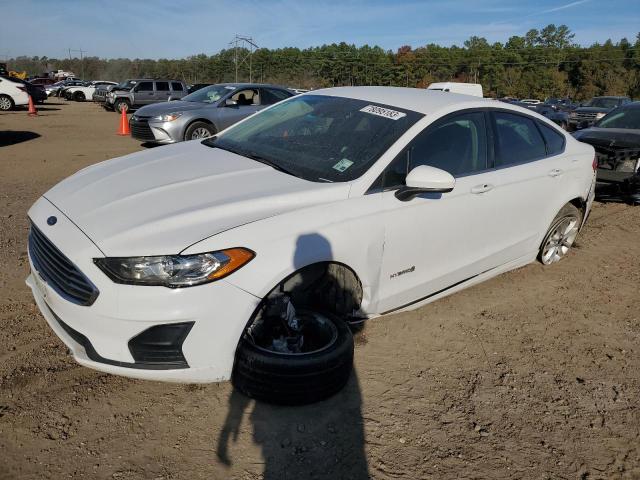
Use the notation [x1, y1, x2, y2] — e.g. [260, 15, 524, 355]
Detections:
[129, 83, 294, 144]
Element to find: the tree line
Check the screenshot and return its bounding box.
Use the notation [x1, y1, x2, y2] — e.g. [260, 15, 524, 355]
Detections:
[7, 25, 640, 100]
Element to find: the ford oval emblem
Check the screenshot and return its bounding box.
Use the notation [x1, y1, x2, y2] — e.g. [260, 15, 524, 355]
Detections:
[47, 216, 57, 226]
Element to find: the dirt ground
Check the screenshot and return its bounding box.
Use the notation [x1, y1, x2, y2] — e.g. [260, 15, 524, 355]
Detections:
[1, 101, 639, 480]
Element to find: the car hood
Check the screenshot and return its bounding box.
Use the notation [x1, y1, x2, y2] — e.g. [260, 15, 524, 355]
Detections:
[43, 142, 351, 257]
[134, 101, 211, 117]
[574, 106, 612, 114]
[573, 128, 640, 148]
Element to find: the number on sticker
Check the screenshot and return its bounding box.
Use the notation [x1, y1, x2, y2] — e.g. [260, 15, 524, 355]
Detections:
[360, 105, 407, 120]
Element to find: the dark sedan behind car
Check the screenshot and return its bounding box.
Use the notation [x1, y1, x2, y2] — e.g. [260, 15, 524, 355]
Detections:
[569, 96, 632, 130]
[573, 102, 640, 204]
[0, 76, 47, 103]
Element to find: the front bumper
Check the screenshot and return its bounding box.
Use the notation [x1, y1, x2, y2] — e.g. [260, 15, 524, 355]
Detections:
[130, 116, 179, 144]
[26, 197, 261, 382]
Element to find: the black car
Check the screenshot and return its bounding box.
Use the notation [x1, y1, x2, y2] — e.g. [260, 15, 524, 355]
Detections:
[544, 97, 577, 112]
[0, 76, 47, 103]
[187, 83, 214, 94]
[573, 102, 640, 204]
[510, 102, 570, 130]
[569, 96, 632, 130]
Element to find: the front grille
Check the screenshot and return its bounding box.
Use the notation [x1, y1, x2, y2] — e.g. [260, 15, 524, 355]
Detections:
[575, 112, 597, 121]
[28, 223, 99, 306]
[130, 119, 155, 141]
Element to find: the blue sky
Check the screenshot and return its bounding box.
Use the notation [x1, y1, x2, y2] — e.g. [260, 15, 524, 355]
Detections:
[1, 0, 639, 59]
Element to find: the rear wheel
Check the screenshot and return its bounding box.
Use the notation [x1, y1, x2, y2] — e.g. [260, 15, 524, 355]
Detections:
[73, 91, 86, 102]
[538, 203, 582, 265]
[0, 95, 14, 111]
[232, 309, 354, 405]
[184, 121, 215, 140]
[114, 99, 130, 113]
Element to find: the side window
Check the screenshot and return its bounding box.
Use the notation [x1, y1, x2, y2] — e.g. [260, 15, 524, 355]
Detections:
[538, 122, 565, 156]
[410, 111, 487, 176]
[493, 112, 546, 167]
[374, 111, 487, 190]
[171, 82, 183, 91]
[136, 81, 153, 92]
[261, 88, 292, 105]
[155, 81, 169, 91]
[232, 89, 260, 106]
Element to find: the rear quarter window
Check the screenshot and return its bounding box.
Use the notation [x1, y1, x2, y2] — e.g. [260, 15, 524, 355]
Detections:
[171, 82, 184, 91]
[538, 122, 565, 156]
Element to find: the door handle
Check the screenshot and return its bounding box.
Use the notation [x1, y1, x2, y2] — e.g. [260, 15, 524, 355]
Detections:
[548, 168, 564, 177]
[471, 183, 494, 194]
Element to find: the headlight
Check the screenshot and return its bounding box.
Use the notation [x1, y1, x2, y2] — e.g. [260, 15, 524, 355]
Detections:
[595, 112, 606, 120]
[152, 112, 182, 122]
[94, 248, 254, 287]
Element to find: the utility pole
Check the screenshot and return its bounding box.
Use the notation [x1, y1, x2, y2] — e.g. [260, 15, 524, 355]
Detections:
[228, 35, 258, 82]
[69, 48, 87, 79]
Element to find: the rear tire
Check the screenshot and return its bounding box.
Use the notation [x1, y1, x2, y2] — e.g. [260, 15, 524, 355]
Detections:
[73, 91, 85, 102]
[114, 99, 130, 113]
[232, 310, 354, 405]
[184, 121, 216, 141]
[0, 95, 14, 111]
[538, 203, 583, 265]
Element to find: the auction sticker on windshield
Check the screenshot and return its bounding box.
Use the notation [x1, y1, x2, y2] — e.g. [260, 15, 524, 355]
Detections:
[333, 158, 354, 172]
[360, 105, 407, 120]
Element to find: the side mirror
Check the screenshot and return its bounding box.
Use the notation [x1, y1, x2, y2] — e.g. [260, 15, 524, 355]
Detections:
[225, 98, 238, 107]
[395, 165, 455, 201]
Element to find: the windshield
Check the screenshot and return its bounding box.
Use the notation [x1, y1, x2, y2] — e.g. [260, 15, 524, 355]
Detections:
[204, 94, 423, 182]
[586, 98, 620, 109]
[183, 85, 235, 104]
[596, 107, 640, 129]
[117, 80, 136, 90]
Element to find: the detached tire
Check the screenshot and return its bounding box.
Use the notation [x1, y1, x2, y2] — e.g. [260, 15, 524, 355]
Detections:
[232, 310, 354, 405]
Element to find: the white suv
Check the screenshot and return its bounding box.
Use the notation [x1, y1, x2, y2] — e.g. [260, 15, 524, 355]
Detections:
[26, 87, 596, 404]
[0, 76, 29, 110]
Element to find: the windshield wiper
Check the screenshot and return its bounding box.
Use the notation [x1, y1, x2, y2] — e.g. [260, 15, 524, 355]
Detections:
[243, 151, 296, 176]
[203, 140, 296, 176]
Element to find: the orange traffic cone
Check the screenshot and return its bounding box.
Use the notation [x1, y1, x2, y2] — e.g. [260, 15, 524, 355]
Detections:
[27, 95, 38, 116]
[117, 107, 131, 136]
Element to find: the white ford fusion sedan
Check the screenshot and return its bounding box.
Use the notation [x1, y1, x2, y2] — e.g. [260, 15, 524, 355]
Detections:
[27, 87, 596, 404]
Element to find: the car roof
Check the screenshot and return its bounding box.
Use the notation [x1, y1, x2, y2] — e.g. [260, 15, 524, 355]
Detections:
[214, 82, 290, 89]
[307, 86, 492, 115]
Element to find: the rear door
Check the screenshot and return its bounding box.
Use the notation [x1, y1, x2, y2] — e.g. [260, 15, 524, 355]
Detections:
[171, 82, 186, 100]
[471, 109, 568, 266]
[154, 81, 171, 102]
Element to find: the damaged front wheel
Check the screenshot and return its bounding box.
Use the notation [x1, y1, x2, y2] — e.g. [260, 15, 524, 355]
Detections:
[232, 309, 354, 405]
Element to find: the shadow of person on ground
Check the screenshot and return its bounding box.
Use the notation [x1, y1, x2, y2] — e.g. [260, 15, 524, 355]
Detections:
[217, 233, 370, 479]
[0, 131, 41, 147]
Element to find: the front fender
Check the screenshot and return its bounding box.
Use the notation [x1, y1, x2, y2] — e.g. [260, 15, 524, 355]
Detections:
[181, 195, 385, 314]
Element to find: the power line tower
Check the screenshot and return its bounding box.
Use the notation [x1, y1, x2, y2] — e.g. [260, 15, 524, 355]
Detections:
[229, 35, 258, 82]
[68, 48, 87, 79]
